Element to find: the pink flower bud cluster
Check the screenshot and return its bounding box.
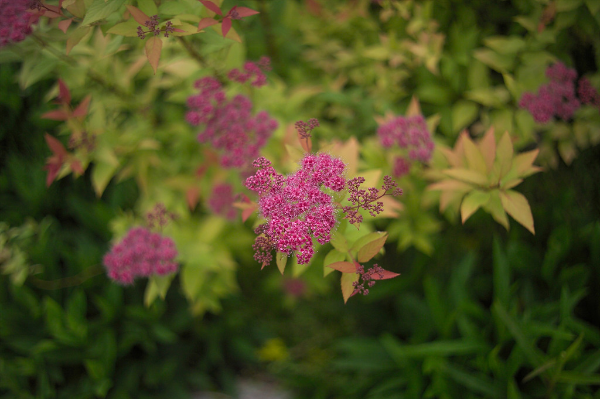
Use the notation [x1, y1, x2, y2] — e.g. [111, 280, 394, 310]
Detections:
[0, 0, 37, 48]
[352, 263, 385, 296]
[103, 227, 178, 285]
[245, 154, 347, 265]
[186, 77, 278, 169]
[377, 114, 434, 177]
[227, 57, 271, 87]
[208, 183, 237, 220]
[295, 118, 320, 139]
[343, 175, 402, 225]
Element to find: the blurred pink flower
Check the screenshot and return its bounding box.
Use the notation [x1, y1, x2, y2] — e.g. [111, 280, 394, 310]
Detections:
[103, 227, 178, 285]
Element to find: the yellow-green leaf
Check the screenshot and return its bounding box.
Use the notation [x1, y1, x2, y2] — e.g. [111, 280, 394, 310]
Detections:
[324, 249, 346, 277]
[513, 149, 541, 177]
[463, 133, 488, 175]
[357, 234, 388, 263]
[495, 131, 514, 179]
[107, 20, 139, 37]
[461, 190, 491, 223]
[276, 251, 287, 275]
[483, 189, 509, 230]
[144, 36, 162, 75]
[341, 272, 359, 304]
[500, 190, 535, 234]
[478, 127, 496, 173]
[330, 228, 349, 253]
[66, 26, 92, 55]
[443, 168, 489, 186]
[452, 100, 479, 133]
[144, 274, 174, 306]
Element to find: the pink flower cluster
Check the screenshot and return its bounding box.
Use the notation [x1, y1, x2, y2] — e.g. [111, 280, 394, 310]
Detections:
[103, 227, 178, 285]
[208, 183, 237, 220]
[246, 154, 347, 265]
[0, 0, 37, 48]
[519, 62, 581, 123]
[377, 115, 434, 177]
[186, 77, 278, 168]
[578, 77, 600, 108]
[227, 57, 271, 87]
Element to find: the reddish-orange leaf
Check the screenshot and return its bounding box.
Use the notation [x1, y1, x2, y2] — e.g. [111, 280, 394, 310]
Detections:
[326, 261, 357, 273]
[370, 269, 400, 280]
[221, 17, 232, 37]
[306, 0, 322, 16]
[70, 159, 84, 176]
[186, 187, 200, 210]
[126, 5, 150, 26]
[197, 17, 218, 31]
[200, 0, 223, 15]
[241, 207, 254, 222]
[72, 95, 91, 118]
[41, 109, 70, 121]
[145, 36, 162, 75]
[44, 134, 67, 158]
[234, 7, 259, 17]
[42, 4, 63, 18]
[58, 18, 73, 33]
[57, 79, 71, 105]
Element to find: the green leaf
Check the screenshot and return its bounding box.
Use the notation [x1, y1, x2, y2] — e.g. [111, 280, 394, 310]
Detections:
[44, 297, 65, 340]
[473, 49, 514, 73]
[158, 2, 190, 15]
[341, 272, 358, 304]
[484, 190, 509, 230]
[82, 0, 127, 26]
[66, 26, 92, 55]
[442, 363, 502, 399]
[323, 249, 345, 277]
[18, 56, 58, 90]
[144, 274, 174, 306]
[484, 36, 526, 55]
[452, 100, 479, 133]
[106, 20, 139, 37]
[330, 227, 349, 253]
[136, 0, 158, 17]
[356, 233, 387, 263]
[381, 334, 488, 360]
[276, 251, 287, 275]
[92, 147, 119, 197]
[555, 372, 600, 385]
[492, 236, 510, 307]
[492, 302, 545, 366]
[500, 190, 535, 234]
